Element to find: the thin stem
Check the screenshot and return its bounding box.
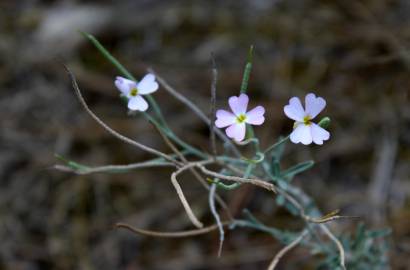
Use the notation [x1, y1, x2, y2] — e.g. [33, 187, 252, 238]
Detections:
[54, 160, 175, 175]
[197, 163, 276, 193]
[320, 224, 346, 270]
[152, 124, 234, 222]
[267, 229, 308, 270]
[115, 222, 230, 238]
[145, 112, 207, 158]
[171, 166, 204, 228]
[264, 135, 290, 154]
[210, 54, 218, 158]
[209, 183, 224, 257]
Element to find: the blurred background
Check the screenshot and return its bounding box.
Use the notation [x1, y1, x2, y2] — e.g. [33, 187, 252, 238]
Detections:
[1, 0, 409, 269]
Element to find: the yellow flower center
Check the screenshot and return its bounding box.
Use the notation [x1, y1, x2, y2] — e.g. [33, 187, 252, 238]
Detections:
[130, 87, 138, 97]
[236, 114, 247, 123]
[303, 115, 312, 126]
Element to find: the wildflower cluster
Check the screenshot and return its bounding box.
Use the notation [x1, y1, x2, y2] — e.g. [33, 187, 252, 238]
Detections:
[56, 32, 391, 270]
[116, 75, 330, 146]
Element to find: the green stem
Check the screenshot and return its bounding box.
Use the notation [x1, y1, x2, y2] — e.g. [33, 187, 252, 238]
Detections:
[144, 113, 207, 159]
[264, 135, 290, 154]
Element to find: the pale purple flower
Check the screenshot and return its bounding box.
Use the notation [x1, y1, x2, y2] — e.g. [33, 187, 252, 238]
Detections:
[284, 93, 330, 145]
[215, 94, 265, 142]
[114, 74, 159, 111]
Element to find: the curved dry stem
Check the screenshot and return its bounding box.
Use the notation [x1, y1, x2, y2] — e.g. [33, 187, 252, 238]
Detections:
[63, 64, 181, 166]
[209, 183, 224, 257]
[268, 229, 308, 270]
[115, 221, 231, 238]
[210, 54, 218, 158]
[320, 224, 346, 270]
[54, 161, 175, 175]
[197, 164, 277, 193]
[152, 124, 234, 221]
[171, 165, 205, 228]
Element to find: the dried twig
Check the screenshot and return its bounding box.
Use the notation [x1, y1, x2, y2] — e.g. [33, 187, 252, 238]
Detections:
[54, 160, 175, 175]
[115, 221, 230, 238]
[209, 183, 224, 257]
[151, 124, 234, 221]
[267, 229, 308, 270]
[275, 187, 347, 269]
[210, 54, 218, 158]
[171, 166, 204, 228]
[320, 224, 346, 270]
[197, 163, 277, 193]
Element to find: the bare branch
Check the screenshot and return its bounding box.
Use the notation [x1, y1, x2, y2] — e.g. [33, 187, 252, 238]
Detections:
[210, 54, 218, 158]
[268, 229, 308, 270]
[209, 183, 224, 257]
[320, 224, 346, 270]
[196, 163, 277, 193]
[152, 124, 234, 221]
[171, 166, 204, 228]
[115, 221, 230, 238]
[54, 160, 175, 175]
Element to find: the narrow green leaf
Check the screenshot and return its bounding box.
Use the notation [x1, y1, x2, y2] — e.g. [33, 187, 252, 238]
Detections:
[240, 45, 254, 93]
[55, 153, 89, 171]
[281, 160, 314, 179]
[79, 31, 136, 81]
[366, 228, 392, 239]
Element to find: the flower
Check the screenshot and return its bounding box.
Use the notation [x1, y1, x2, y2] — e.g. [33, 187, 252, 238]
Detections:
[284, 93, 330, 145]
[215, 93, 265, 142]
[114, 74, 159, 111]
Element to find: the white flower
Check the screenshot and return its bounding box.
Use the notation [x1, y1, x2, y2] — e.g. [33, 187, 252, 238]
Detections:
[215, 93, 265, 142]
[114, 74, 159, 111]
[284, 93, 330, 145]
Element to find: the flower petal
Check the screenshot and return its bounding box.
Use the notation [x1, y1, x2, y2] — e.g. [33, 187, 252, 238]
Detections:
[215, 110, 236, 128]
[290, 124, 313, 145]
[128, 95, 149, 111]
[310, 123, 330, 145]
[229, 94, 249, 115]
[226, 123, 246, 142]
[245, 106, 265, 125]
[305, 93, 326, 119]
[115, 76, 135, 96]
[284, 97, 305, 121]
[137, 73, 159, 95]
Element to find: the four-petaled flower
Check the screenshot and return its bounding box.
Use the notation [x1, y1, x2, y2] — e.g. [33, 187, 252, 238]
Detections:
[115, 74, 159, 111]
[284, 93, 330, 145]
[215, 94, 265, 142]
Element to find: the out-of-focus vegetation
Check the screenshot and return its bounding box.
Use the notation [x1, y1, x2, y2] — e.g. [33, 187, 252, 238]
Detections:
[1, 0, 409, 269]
